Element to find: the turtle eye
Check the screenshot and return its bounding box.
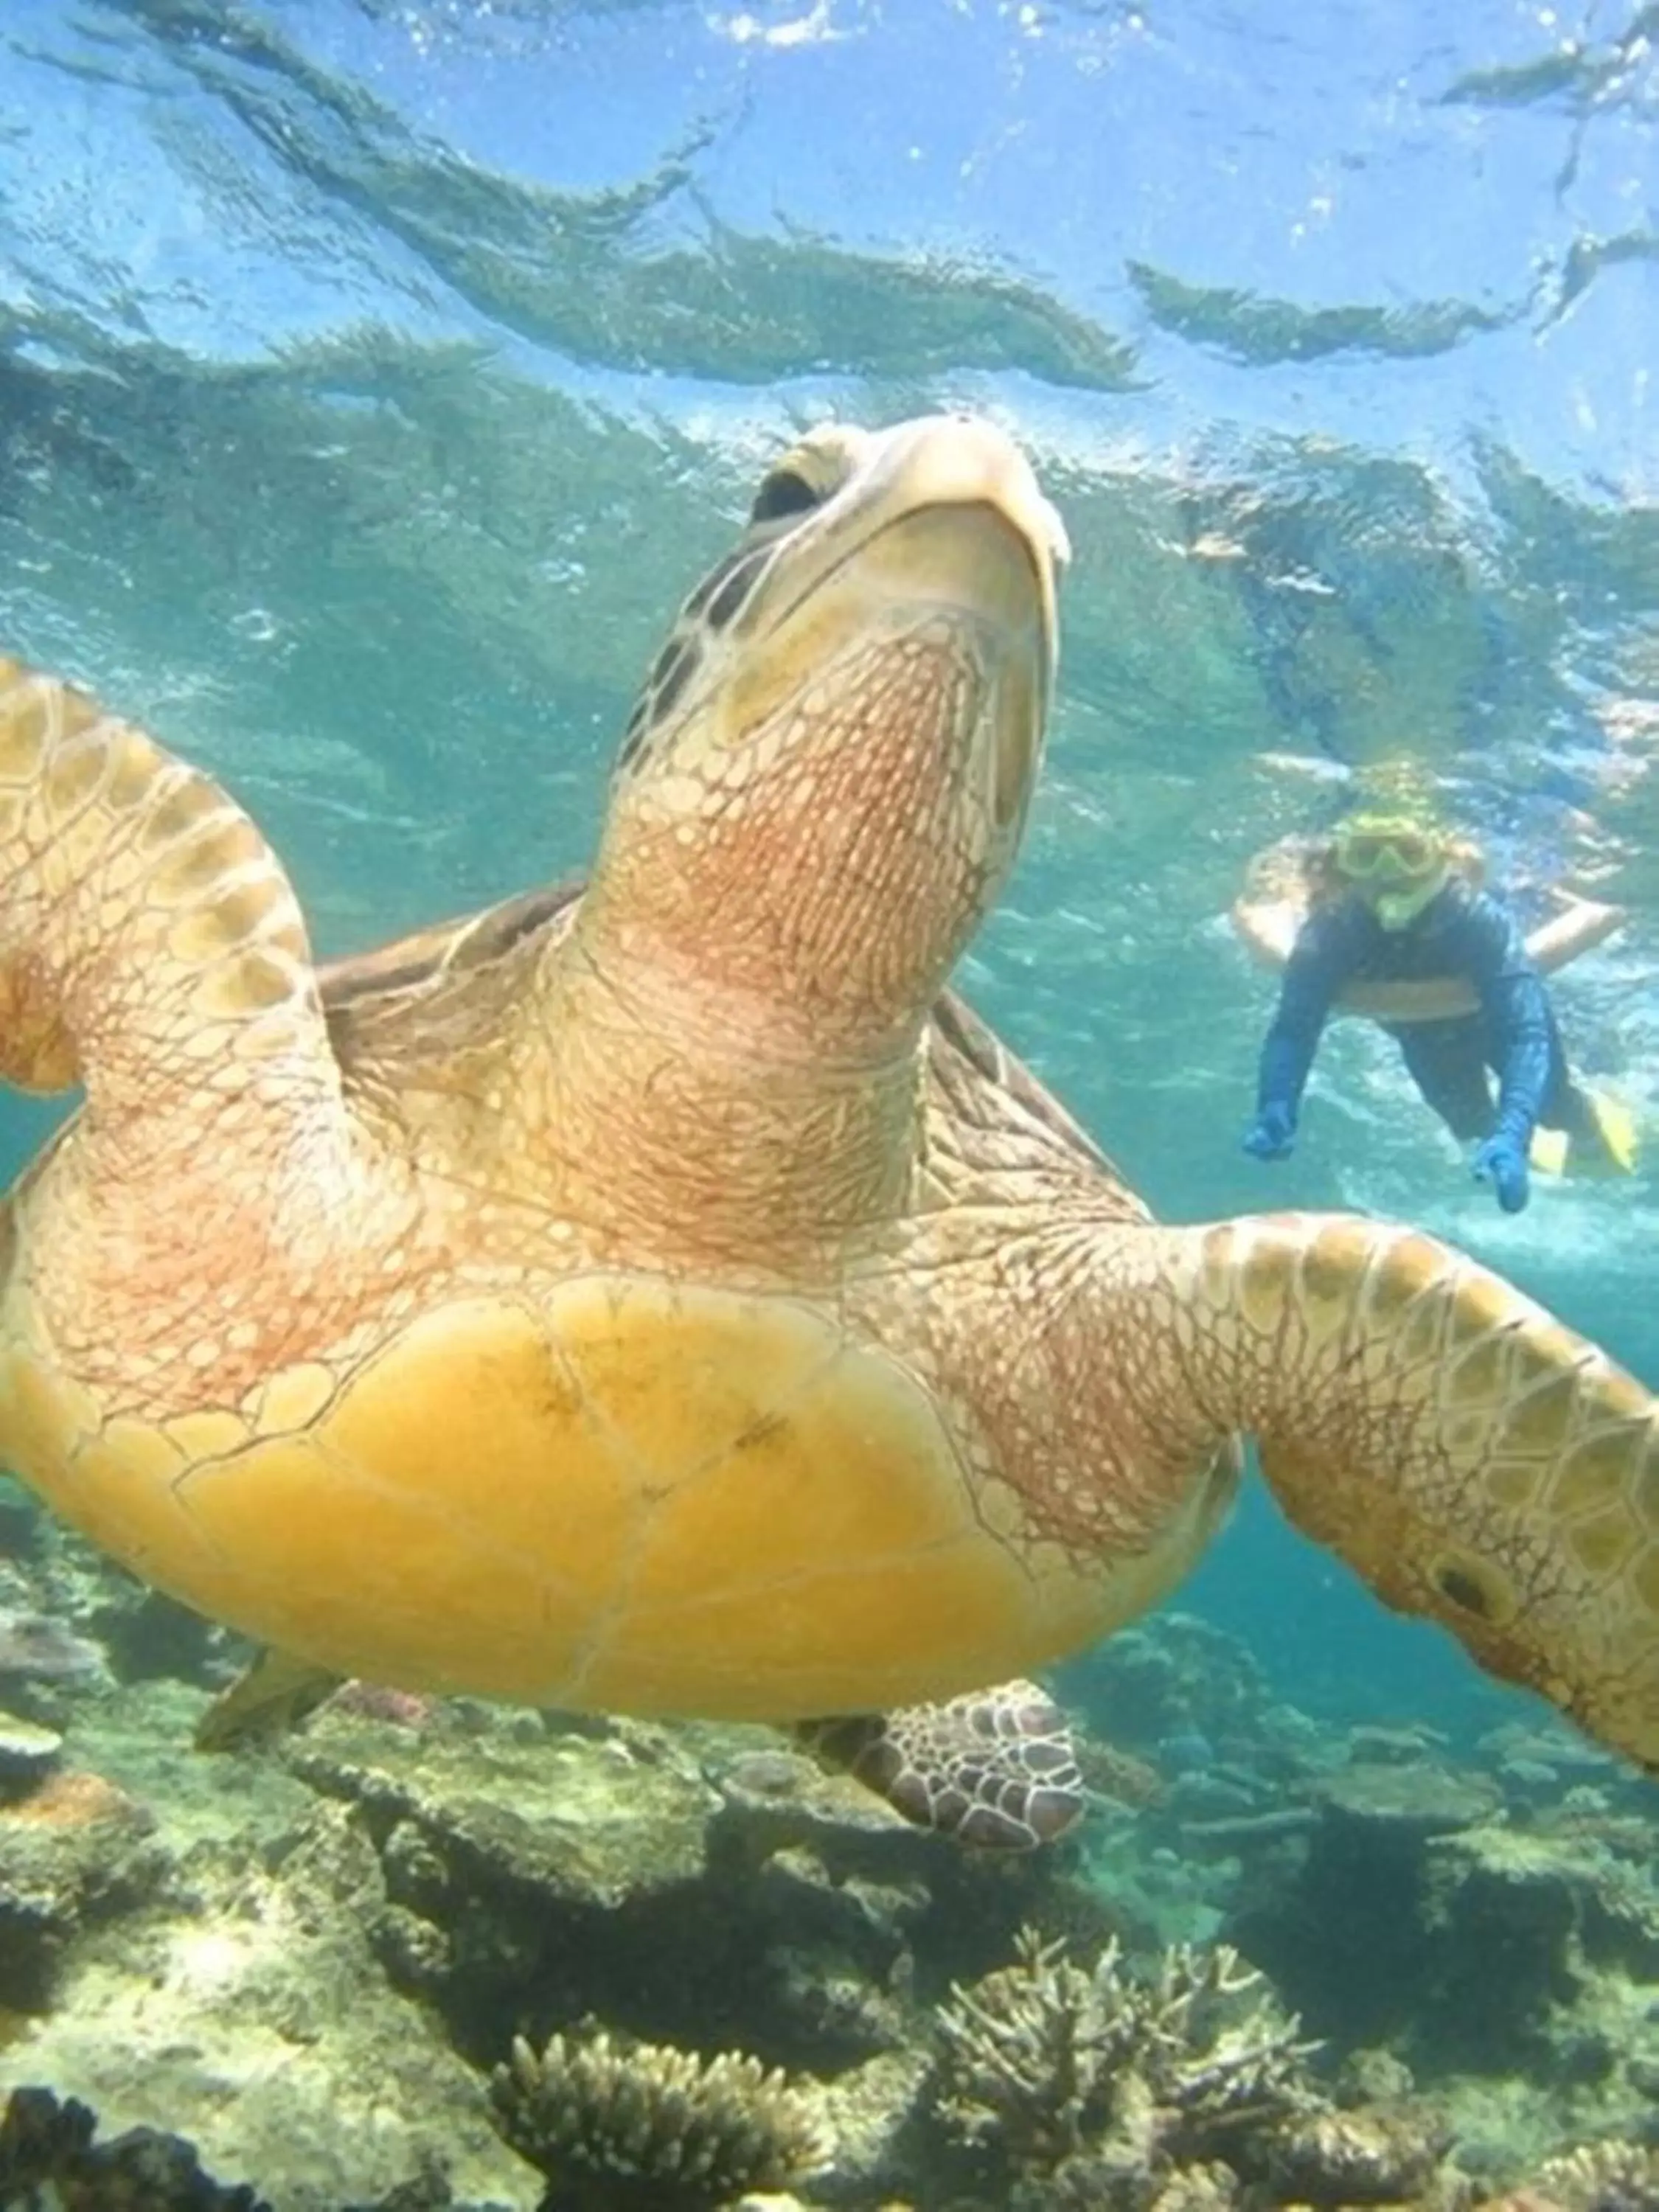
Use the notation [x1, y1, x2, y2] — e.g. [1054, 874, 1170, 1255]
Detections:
[749, 467, 822, 526]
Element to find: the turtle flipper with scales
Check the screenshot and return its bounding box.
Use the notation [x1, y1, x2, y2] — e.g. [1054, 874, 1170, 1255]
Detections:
[1, 414, 1655, 1856]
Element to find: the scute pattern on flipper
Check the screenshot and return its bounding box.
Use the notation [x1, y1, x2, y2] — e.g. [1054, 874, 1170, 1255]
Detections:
[801, 1677, 1084, 1849]
[1178, 1212, 1659, 1777]
[0, 656, 327, 1101]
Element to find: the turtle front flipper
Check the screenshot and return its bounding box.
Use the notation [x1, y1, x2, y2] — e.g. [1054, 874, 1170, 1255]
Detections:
[0, 656, 339, 1133]
[797, 1679, 1084, 1850]
[194, 1647, 344, 1752]
[1119, 1214, 1659, 1775]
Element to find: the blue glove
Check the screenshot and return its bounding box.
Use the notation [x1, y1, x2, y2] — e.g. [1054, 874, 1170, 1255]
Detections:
[1474, 1134, 1529, 1213]
[1242, 1102, 1296, 1161]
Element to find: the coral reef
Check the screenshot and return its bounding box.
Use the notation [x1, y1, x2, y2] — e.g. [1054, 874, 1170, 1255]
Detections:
[1225, 1759, 1503, 2045]
[3, 1687, 540, 2210]
[489, 2025, 822, 2211]
[1264, 2104, 1453, 2204]
[0, 1711, 66, 1797]
[0, 1531, 1649, 2211]
[4, 1515, 226, 1700]
[1522, 2138, 1659, 2212]
[933, 1924, 1321, 2184]
[1228, 1756, 1659, 2153]
[0, 1746, 163, 2014]
[0, 1609, 105, 1697]
[284, 1697, 1118, 2079]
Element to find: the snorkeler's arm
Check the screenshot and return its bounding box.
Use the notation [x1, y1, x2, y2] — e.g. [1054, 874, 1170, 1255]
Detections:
[1255, 908, 1350, 1119]
[1453, 890, 1554, 1146]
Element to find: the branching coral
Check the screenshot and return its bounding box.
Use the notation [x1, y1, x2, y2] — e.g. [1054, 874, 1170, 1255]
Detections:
[1527, 2140, 1659, 2212]
[934, 1924, 1321, 2180]
[488, 2024, 823, 2211]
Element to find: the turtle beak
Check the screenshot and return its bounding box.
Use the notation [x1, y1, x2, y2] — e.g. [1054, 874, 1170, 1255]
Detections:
[712, 413, 1068, 764]
[849, 412, 1071, 616]
[752, 414, 1067, 846]
[813, 411, 1067, 689]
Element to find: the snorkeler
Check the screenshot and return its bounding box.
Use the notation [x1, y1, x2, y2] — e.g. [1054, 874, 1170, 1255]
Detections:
[1236, 810, 1636, 1214]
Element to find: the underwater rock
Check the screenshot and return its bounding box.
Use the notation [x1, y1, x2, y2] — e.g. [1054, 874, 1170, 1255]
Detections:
[280, 1703, 757, 2067]
[22, 1526, 226, 1695]
[488, 2025, 824, 2211]
[1498, 1756, 1566, 1801]
[0, 1581, 108, 1731]
[1332, 2045, 1416, 2107]
[1225, 1756, 1659, 2168]
[708, 1733, 964, 1873]
[1318, 1761, 1502, 1837]
[288, 1700, 1101, 2081]
[1078, 1736, 1166, 1811]
[1223, 1760, 1501, 2046]
[1262, 2104, 1453, 2204]
[0, 1607, 105, 1693]
[1477, 1723, 1627, 1792]
[1006, 2149, 1245, 2212]
[1344, 1725, 1450, 1767]
[0, 1711, 64, 1798]
[288, 1703, 717, 1903]
[809, 2046, 933, 2204]
[933, 1924, 1321, 2182]
[0, 2084, 269, 2209]
[1413, 1825, 1659, 2086]
[2, 1795, 538, 2210]
[0, 1761, 162, 2013]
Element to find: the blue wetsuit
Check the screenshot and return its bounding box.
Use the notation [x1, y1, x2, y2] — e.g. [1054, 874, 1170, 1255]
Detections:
[1254, 878, 1590, 1167]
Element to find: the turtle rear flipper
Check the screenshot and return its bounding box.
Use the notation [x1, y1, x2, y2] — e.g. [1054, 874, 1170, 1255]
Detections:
[798, 1679, 1083, 1850]
[195, 1648, 343, 1752]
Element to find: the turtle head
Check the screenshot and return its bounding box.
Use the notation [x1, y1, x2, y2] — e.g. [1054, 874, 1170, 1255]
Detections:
[581, 414, 1067, 1060]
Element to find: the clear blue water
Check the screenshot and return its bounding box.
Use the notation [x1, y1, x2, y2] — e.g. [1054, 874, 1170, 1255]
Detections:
[1, 0, 1656, 1752]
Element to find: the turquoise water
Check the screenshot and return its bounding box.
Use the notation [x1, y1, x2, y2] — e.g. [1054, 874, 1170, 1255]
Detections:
[1, 0, 1656, 1754]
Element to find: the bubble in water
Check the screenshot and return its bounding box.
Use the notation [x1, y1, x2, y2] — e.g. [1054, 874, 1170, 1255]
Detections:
[230, 607, 282, 645]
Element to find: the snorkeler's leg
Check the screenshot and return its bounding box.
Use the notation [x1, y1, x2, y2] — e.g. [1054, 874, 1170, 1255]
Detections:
[1528, 1007, 1589, 1134]
[1391, 1019, 1495, 1141]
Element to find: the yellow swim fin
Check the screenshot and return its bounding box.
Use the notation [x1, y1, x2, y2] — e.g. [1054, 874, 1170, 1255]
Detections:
[1553, 1084, 1641, 1178]
[1528, 1124, 1570, 1177]
[1579, 1085, 1640, 1175]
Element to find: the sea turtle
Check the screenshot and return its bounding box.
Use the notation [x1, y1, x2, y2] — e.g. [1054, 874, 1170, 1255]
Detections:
[0, 414, 1655, 1856]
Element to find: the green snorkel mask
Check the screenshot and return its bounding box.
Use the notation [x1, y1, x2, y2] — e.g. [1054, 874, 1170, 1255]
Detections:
[1332, 813, 1452, 931]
